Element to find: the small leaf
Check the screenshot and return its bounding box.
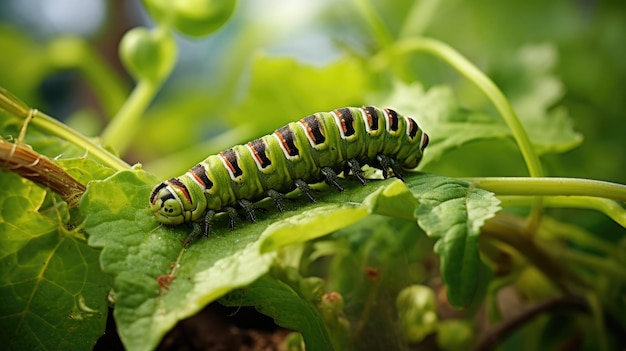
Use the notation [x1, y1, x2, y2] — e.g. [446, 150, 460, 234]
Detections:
[363, 178, 418, 220]
[407, 174, 501, 307]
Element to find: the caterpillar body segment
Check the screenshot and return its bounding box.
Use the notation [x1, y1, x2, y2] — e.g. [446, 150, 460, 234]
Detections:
[150, 106, 429, 231]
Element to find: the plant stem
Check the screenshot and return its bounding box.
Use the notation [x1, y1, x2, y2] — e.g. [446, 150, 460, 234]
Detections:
[0, 138, 86, 207]
[482, 214, 585, 293]
[0, 86, 30, 118]
[101, 80, 159, 155]
[0, 87, 130, 171]
[31, 110, 131, 171]
[472, 296, 589, 351]
[465, 177, 626, 202]
[350, 272, 382, 347]
[499, 195, 626, 229]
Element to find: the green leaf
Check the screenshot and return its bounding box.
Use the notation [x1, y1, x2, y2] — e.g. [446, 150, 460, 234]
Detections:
[220, 274, 334, 350]
[56, 158, 116, 186]
[81, 167, 277, 351]
[260, 204, 369, 253]
[373, 82, 511, 167]
[81, 166, 497, 348]
[0, 172, 109, 351]
[407, 174, 501, 307]
[229, 56, 368, 129]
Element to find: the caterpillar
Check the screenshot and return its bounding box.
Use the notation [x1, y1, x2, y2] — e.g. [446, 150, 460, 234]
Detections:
[149, 106, 429, 236]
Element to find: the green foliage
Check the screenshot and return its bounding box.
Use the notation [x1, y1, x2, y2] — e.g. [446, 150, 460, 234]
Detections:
[1, 1, 625, 350]
[77, 162, 496, 350]
[0, 171, 110, 351]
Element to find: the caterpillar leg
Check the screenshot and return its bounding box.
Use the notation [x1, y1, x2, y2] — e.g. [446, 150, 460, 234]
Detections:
[389, 157, 405, 181]
[376, 154, 391, 178]
[200, 209, 216, 238]
[295, 179, 316, 203]
[321, 167, 344, 192]
[376, 154, 404, 181]
[266, 189, 285, 212]
[225, 206, 238, 230]
[238, 199, 256, 223]
[346, 159, 366, 185]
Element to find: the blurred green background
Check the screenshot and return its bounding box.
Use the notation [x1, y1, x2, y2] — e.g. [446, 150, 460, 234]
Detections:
[1, 0, 624, 183]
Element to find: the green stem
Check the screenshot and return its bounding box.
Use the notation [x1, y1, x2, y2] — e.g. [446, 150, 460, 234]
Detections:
[465, 177, 626, 202]
[101, 79, 159, 154]
[32, 110, 130, 171]
[0, 86, 130, 171]
[482, 214, 585, 293]
[499, 195, 626, 229]
[0, 86, 30, 118]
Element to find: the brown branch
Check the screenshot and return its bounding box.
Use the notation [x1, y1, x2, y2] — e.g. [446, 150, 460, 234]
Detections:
[480, 213, 587, 294]
[472, 296, 588, 351]
[0, 138, 86, 207]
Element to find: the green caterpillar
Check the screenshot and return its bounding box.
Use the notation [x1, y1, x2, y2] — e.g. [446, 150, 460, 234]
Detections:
[150, 106, 429, 235]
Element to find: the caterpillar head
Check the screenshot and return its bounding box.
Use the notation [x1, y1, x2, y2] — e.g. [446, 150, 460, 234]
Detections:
[149, 180, 190, 225]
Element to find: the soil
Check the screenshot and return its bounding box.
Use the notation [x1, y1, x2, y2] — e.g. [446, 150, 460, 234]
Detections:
[94, 303, 291, 351]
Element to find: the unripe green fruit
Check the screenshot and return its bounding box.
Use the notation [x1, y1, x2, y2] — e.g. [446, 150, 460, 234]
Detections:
[119, 27, 176, 83]
[143, 0, 236, 37]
